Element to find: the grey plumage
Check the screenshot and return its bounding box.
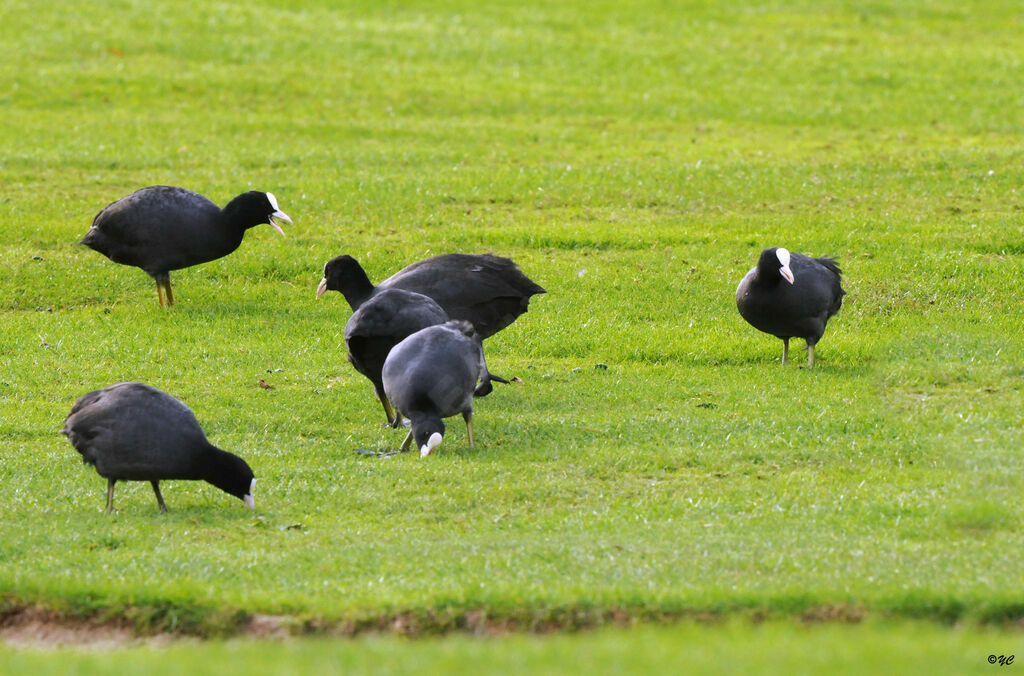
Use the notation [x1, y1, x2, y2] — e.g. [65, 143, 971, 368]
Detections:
[344, 288, 450, 426]
[381, 321, 488, 456]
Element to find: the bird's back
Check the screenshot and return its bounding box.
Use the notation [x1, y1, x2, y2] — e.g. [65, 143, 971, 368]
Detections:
[344, 289, 448, 343]
[83, 186, 238, 274]
[63, 382, 211, 480]
[382, 324, 481, 418]
[737, 253, 844, 342]
[380, 254, 545, 338]
[345, 289, 448, 387]
[809, 256, 845, 318]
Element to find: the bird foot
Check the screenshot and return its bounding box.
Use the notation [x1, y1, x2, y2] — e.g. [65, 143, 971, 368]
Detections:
[354, 447, 404, 458]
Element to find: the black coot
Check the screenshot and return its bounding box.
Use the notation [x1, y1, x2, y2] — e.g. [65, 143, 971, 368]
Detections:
[316, 253, 545, 339]
[82, 186, 291, 306]
[736, 247, 845, 367]
[381, 321, 489, 456]
[62, 382, 256, 511]
[345, 288, 449, 426]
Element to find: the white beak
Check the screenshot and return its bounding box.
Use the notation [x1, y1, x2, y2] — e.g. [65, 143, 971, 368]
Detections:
[420, 432, 443, 457]
[269, 210, 291, 236]
[243, 478, 256, 509]
[316, 277, 328, 298]
[780, 264, 795, 284]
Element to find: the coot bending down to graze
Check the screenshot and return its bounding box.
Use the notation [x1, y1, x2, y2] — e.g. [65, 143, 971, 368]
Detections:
[345, 288, 449, 426]
[736, 247, 845, 368]
[316, 253, 545, 340]
[82, 186, 291, 306]
[382, 321, 490, 457]
[62, 382, 256, 512]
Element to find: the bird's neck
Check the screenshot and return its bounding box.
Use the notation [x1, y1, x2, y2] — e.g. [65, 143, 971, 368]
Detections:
[753, 267, 782, 287]
[220, 196, 261, 232]
[341, 277, 376, 311]
[201, 446, 247, 499]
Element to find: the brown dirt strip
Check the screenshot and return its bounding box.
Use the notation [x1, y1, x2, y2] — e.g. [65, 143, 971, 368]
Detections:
[0, 603, 913, 648]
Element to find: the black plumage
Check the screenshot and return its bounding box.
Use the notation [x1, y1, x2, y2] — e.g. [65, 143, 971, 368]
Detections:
[344, 288, 449, 426]
[82, 186, 291, 306]
[61, 382, 256, 512]
[316, 253, 545, 340]
[381, 321, 488, 456]
[736, 247, 845, 367]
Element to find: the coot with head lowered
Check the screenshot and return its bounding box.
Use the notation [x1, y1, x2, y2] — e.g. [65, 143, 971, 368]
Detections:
[62, 382, 256, 512]
[382, 321, 490, 457]
[345, 288, 449, 426]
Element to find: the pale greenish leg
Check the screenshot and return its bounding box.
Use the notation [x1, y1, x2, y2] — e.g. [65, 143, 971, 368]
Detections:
[105, 478, 116, 513]
[464, 412, 475, 448]
[379, 395, 396, 427]
[399, 428, 413, 453]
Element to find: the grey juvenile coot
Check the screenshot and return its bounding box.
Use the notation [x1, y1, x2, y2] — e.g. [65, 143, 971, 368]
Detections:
[82, 186, 291, 306]
[62, 382, 256, 512]
[736, 247, 845, 367]
[382, 321, 489, 457]
[345, 288, 449, 426]
[315, 253, 545, 339]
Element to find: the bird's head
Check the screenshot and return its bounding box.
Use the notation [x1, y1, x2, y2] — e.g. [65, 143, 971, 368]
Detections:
[243, 478, 256, 510]
[414, 418, 445, 458]
[761, 247, 794, 284]
[316, 255, 374, 307]
[227, 191, 291, 235]
[209, 451, 257, 509]
[263, 192, 291, 235]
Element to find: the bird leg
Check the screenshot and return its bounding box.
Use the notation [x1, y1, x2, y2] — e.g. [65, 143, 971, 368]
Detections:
[399, 428, 414, 453]
[808, 344, 815, 369]
[377, 392, 397, 428]
[151, 480, 168, 512]
[781, 338, 789, 366]
[464, 411, 475, 448]
[105, 478, 116, 513]
[153, 273, 174, 307]
[473, 342, 510, 398]
[474, 371, 510, 397]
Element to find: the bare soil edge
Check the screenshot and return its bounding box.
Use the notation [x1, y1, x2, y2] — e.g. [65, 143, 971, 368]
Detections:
[1, 604, 875, 648]
[6, 603, 1023, 649]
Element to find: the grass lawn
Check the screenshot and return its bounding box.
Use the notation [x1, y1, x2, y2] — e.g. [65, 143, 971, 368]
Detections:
[1, 0, 1023, 666]
[1, 621, 1019, 675]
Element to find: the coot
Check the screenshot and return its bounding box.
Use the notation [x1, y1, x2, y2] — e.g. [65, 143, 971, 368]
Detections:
[381, 321, 488, 456]
[345, 288, 449, 426]
[316, 253, 544, 339]
[736, 247, 845, 367]
[62, 382, 256, 511]
[82, 186, 291, 306]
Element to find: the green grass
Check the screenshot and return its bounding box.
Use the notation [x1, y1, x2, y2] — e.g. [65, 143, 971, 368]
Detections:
[2, 0, 1024, 665]
[1, 621, 1020, 675]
